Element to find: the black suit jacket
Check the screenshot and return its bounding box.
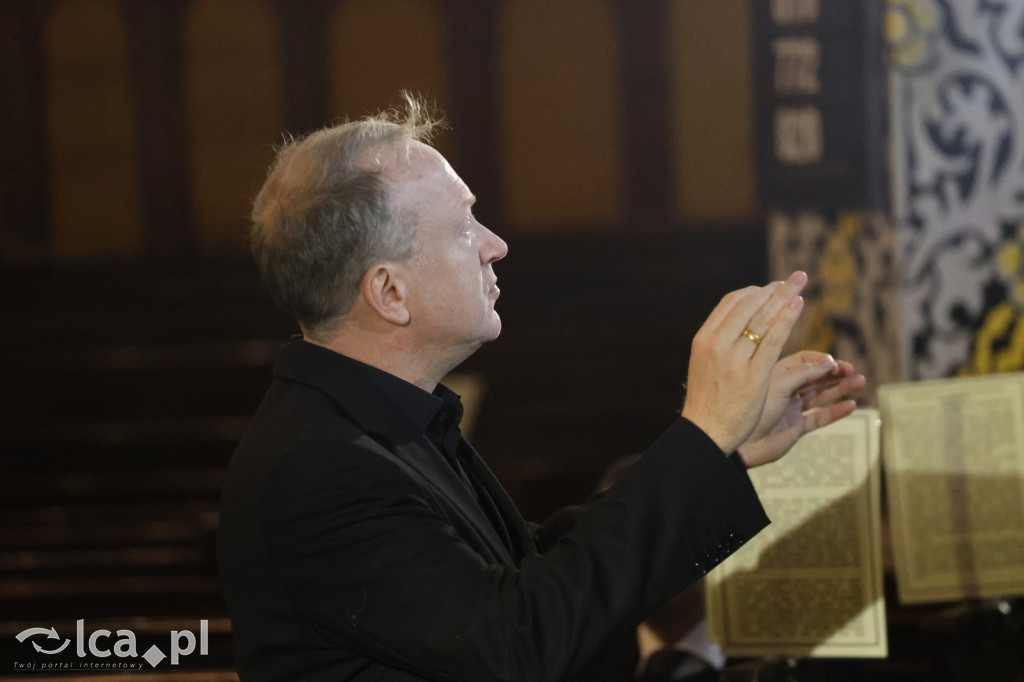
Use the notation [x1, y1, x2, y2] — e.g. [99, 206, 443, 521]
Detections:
[217, 339, 769, 681]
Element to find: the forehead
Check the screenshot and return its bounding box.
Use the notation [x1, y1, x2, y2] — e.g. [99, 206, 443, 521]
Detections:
[377, 141, 471, 204]
[376, 139, 464, 186]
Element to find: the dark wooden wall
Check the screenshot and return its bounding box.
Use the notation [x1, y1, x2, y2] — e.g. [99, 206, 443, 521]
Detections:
[0, 0, 770, 678]
[0, 0, 761, 263]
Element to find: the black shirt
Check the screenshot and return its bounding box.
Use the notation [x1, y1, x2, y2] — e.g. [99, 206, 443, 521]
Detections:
[302, 338, 479, 494]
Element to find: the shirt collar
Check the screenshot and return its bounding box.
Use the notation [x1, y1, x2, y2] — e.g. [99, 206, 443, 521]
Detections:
[283, 336, 463, 437]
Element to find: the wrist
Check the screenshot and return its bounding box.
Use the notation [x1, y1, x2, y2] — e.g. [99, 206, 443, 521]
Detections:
[679, 412, 736, 454]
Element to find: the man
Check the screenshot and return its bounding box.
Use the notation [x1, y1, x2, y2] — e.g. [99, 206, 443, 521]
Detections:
[217, 96, 864, 681]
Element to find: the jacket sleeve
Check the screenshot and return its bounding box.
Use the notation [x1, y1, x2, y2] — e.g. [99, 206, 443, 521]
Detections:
[261, 417, 768, 682]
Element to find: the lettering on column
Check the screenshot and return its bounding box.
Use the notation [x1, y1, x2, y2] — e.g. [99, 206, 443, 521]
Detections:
[769, 0, 822, 167]
[771, 0, 820, 25]
[774, 107, 823, 164]
[773, 38, 821, 94]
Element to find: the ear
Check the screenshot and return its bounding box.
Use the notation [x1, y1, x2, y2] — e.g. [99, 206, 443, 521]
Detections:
[360, 264, 411, 326]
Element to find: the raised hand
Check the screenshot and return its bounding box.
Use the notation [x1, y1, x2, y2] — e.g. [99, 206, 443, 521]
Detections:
[737, 351, 866, 468]
[680, 271, 808, 454]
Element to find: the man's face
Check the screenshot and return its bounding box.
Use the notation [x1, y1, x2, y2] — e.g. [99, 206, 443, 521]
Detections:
[385, 141, 508, 358]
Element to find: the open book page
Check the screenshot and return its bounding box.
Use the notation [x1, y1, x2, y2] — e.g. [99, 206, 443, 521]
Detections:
[879, 372, 1024, 604]
[706, 409, 887, 658]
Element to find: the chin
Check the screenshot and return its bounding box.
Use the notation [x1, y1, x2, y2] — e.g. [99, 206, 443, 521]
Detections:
[479, 326, 501, 344]
[487, 313, 502, 340]
[458, 318, 502, 354]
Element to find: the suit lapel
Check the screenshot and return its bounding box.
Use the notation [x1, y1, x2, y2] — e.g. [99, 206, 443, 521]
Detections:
[384, 433, 515, 564]
[460, 440, 537, 561]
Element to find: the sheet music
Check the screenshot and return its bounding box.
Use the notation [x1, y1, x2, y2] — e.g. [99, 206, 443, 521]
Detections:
[879, 372, 1024, 604]
[706, 409, 887, 657]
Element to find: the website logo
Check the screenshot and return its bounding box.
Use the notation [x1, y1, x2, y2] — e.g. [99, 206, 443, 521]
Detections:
[12, 620, 208, 672]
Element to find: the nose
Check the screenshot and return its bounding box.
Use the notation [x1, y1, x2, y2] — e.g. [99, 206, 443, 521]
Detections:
[480, 224, 508, 265]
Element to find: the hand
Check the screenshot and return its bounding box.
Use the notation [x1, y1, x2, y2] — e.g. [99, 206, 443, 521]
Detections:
[681, 271, 808, 453]
[737, 351, 866, 468]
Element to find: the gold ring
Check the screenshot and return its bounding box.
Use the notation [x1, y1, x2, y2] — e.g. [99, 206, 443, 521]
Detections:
[740, 328, 762, 345]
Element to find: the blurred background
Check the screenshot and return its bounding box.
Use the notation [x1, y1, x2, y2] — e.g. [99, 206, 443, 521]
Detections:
[1, 0, 1022, 679]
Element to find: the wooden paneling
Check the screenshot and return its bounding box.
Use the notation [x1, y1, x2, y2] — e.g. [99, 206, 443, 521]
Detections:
[16, 0, 762, 259]
[328, 0, 454, 161]
[0, 0, 51, 261]
[45, 0, 141, 260]
[497, 0, 625, 228]
[267, 0, 331, 136]
[439, 0, 502, 227]
[124, 0, 195, 259]
[670, 0, 760, 224]
[184, 0, 284, 255]
[611, 0, 675, 225]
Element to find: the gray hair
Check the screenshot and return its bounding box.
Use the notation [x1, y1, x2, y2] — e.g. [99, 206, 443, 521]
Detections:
[250, 93, 442, 340]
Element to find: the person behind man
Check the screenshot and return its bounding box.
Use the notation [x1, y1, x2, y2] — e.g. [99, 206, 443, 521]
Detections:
[216, 95, 865, 682]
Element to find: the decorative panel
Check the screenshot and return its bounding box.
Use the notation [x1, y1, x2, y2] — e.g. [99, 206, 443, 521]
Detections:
[889, 0, 1024, 378]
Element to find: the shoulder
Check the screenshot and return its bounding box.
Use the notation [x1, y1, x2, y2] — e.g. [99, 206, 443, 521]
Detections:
[225, 377, 426, 512]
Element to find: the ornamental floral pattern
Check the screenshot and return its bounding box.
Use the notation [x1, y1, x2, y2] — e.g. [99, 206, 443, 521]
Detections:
[769, 209, 902, 406]
[889, 0, 1024, 378]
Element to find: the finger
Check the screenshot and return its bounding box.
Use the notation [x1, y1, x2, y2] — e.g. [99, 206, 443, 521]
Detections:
[708, 277, 792, 344]
[731, 271, 808, 342]
[825, 359, 855, 379]
[770, 353, 838, 397]
[786, 350, 836, 366]
[751, 292, 805, 366]
[699, 285, 764, 333]
[792, 358, 858, 399]
[804, 373, 866, 410]
[796, 371, 854, 398]
[771, 350, 831, 374]
[707, 288, 778, 354]
[802, 399, 857, 433]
